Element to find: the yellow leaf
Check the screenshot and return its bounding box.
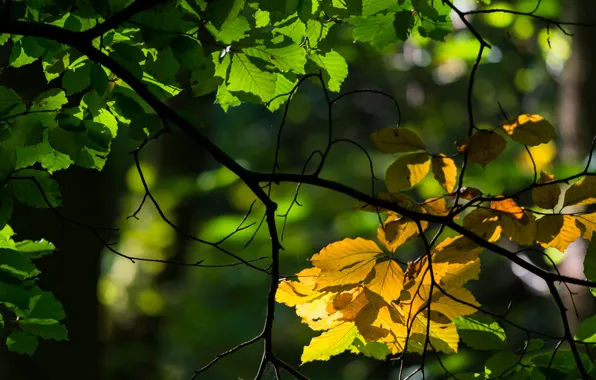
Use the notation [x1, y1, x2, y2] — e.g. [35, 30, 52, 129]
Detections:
[365, 260, 405, 303]
[297, 293, 335, 322]
[372, 305, 408, 354]
[535, 215, 580, 252]
[490, 197, 524, 220]
[297, 267, 321, 289]
[332, 287, 369, 320]
[500, 211, 536, 246]
[431, 287, 479, 320]
[311, 238, 382, 272]
[532, 171, 561, 209]
[576, 213, 596, 240]
[459, 130, 506, 168]
[377, 213, 425, 252]
[370, 128, 426, 153]
[301, 322, 359, 363]
[315, 259, 378, 289]
[408, 320, 459, 354]
[563, 176, 596, 207]
[431, 154, 457, 193]
[275, 281, 323, 307]
[463, 208, 502, 243]
[385, 152, 431, 192]
[421, 197, 450, 216]
[500, 114, 556, 146]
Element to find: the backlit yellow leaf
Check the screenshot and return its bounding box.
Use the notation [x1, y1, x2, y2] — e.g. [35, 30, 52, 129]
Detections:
[370, 128, 426, 153]
[532, 171, 561, 209]
[365, 260, 404, 303]
[315, 259, 378, 289]
[385, 152, 431, 192]
[535, 215, 580, 252]
[576, 213, 596, 240]
[431, 154, 457, 193]
[450, 186, 483, 200]
[377, 213, 426, 252]
[301, 322, 359, 363]
[373, 305, 408, 354]
[501, 114, 556, 146]
[275, 281, 323, 307]
[409, 320, 459, 354]
[431, 288, 479, 319]
[421, 197, 450, 216]
[297, 267, 321, 289]
[297, 293, 335, 322]
[459, 130, 506, 168]
[490, 197, 524, 219]
[463, 208, 502, 243]
[311, 238, 382, 272]
[332, 288, 369, 320]
[563, 176, 596, 207]
[500, 211, 536, 246]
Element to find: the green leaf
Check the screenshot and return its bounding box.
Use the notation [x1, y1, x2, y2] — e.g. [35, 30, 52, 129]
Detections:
[308, 50, 348, 92]
[8, 169, 62, 208]
[129, 113, 163, 140]
[273, 16, 307, 44]
[15, 239, 55, 259]
[0, 248, 39, 280]
[485, 351, 519, 377]
[0, 34, 9, 46]
[171, 37, 206, 70]
[0, 188, 13, 229]
[19, 318, 68, 341]
[575, 315, 596, 343]
[112, 92, 146, 121]
[0, 86, 23, 118]
[90, 64, 109, 96]
[32, 89, 68, 111]
[146, 47, 180, 84]
[9, 37, 44, 68]
[28, 292, 66, 321]
[362, 0, 400, 16]
[352, 13, 399, 50]
[243, 41, 307, 74]
[349, 336, 391, 360]
[454, 314, 506, 350]
[207, 0, 245, 29]
[305, 19, 333, 47]
[207, 15, 251, 43]
[62, 61, 92, 96]
[7, 331, 38, 355]
[227, 54, 276, 103]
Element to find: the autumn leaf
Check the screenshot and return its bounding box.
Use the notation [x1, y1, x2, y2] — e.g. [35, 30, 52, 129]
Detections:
[463, 208, 502, 243]
[421, 197, 450, 216]
[301, 322, 359, 363]
[535, 215, 580, 252]
[385, 152, 431, 192]
[431, 154, 457, 193]
[490, 197, 524, 220]
[311, 238, 381, 289]
[377, 213, 426, 252]
[500, 210, 536, 246]
[364, 260, 404, 303]
[532, 171, 561, 209]
[500, 114, 556, 146]
[370, 128, 426, 153]
[563, 176, 596, 207]
[576, 213, 596, 240]
[458, 130, 506, 168]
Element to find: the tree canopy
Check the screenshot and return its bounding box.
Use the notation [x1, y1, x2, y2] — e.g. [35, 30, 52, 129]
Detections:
[1, 0, 596, 378]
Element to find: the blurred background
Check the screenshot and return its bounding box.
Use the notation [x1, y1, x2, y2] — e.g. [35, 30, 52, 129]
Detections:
[1, 0, 596, 378]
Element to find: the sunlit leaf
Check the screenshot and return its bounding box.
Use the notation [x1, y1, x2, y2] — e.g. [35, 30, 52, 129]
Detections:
[500, 114, 556, 146]
[458, 130, 506, 168]
[431, 154, 457, 193]
[454, 314, 506, 350]
[575, 315, 596, 343]
[490, 197, 524, 220]
[377, 213, 425, 252]
[364, 260, 404, 303]
[563, 176, 596, 207]
[463, 208, 501, 243]
[532, 171, 561, 209]
[535, 215, 580, 252]
[385, 152, 430, 192]
[500, 211, 536, 246]
[301, 322, 359, 363]
[370, 127, 426, 154]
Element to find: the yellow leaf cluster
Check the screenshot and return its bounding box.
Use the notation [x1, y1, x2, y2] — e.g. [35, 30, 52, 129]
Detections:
[276, 236, 482, 363]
